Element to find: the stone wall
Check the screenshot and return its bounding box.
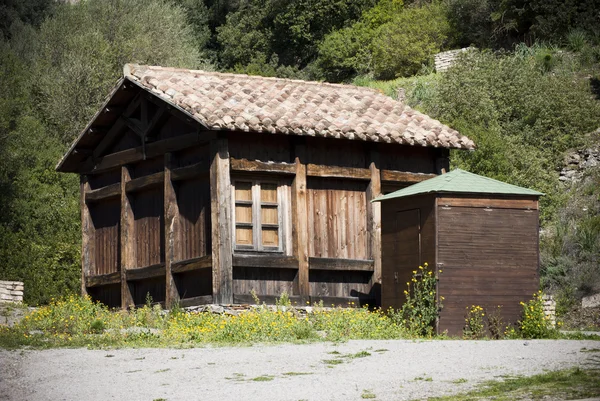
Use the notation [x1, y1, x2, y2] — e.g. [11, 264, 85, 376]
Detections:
[560, 147, 599, 183]
[434, 48, 472, 72]
[0, 281, 24, 303]
[542, 294, 556, 327]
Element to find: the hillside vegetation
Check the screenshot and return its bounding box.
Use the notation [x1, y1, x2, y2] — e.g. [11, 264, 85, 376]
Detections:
[0, 0, 599, 308]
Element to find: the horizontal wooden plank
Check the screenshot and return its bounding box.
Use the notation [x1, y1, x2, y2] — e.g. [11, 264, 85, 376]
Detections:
[233, 294, 308, 305]
[86, 131, 216, 174]
[230, 158, 296, 175]
[178, 295, 214, 308]
[85, 183, 121, 203]
[171, 255, 212, 274]
[309, 257, 374, 272]
[85, 272, 121, 287]
[306, 164, 371, 180]
[380, 170, 437, 183]
[125, 171, 164, 193]
[171, 161, 209, 181]
[126, 263, 165, 281]
[438, 197, 539, 210]
[233, 254, 299, 269]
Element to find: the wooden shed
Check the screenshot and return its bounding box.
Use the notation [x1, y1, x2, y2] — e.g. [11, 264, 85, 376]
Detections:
[375, 169, 543, 335]
[56, 64, 475, 309]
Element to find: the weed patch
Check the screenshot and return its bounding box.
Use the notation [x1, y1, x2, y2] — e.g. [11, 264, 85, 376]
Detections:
[428, 368, 600, 401]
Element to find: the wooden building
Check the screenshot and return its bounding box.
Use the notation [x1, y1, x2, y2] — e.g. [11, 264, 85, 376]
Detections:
[375, 169, 543, 335]
[56, 64, 475, 309]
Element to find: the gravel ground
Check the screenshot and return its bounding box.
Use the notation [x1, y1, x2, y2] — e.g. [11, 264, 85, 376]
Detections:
[1, 340, 599, 401]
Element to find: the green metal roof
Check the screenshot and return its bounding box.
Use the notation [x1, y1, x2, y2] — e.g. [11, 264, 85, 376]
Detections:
[373, 169, 544, 202]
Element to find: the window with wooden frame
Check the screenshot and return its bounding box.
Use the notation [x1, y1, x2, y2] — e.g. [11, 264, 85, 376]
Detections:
[232, 180, 283, 252]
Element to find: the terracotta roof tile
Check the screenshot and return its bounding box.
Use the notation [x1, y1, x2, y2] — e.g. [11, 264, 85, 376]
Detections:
[123, 64, 475, 150]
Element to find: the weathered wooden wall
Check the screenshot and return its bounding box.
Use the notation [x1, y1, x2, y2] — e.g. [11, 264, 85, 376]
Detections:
[307, 179, 368, 260]
[437, 196, 540, 336]
[79, 84, 449, 309]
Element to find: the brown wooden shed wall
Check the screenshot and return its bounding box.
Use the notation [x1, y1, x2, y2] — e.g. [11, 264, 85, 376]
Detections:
[437, 199, 540, 336]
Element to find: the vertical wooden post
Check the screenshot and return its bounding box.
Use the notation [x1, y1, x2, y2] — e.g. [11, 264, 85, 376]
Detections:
[210, 138, 233, 304]
[80, 175, 94, 297]
[367, 150, 382, 285]
[292, 144, 309, 297]
[164, 153, 180, 308]
[120, 165, 135, 309]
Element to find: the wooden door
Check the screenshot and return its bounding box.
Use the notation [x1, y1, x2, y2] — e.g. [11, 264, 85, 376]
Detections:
[382, 208, 421, 309]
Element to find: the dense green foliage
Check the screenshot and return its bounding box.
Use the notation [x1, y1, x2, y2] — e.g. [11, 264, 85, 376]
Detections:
[0, 0, 599, 306]
[0, 0, 210, 304]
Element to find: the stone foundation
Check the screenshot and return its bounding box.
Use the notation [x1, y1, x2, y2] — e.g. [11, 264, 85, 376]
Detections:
[0, 281, 24, 303]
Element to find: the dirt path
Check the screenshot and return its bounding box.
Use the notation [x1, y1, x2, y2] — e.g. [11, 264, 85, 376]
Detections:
[1, 340, 598, 401]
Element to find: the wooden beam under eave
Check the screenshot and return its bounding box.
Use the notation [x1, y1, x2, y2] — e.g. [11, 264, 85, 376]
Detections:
[306, 164, 371, 180]
[84, 132, 216, 174]
[380, 170, 437, 183]
[85, 182, 121, 203]
[210, 138, 233, 304]
[80, 176, 94, 297]
[292, 144, 309, 297]
[164, 153, 179, 308]
[367, 150, 382, 285]
[126, 171, 164, 193]
[120, 166, 135, 309]
[230, 158, 296, 175]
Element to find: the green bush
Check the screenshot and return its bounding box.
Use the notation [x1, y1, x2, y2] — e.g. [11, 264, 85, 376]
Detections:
[518, 291, 558, 339]
[463, 305, 485, 339]
[392, 262, 442, 337]
[316, 0, 403, 82]
[371, 3, 450, 79]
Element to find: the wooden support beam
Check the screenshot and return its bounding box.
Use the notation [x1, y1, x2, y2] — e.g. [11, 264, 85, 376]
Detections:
[233, 255, 299, 269]
[210, 138, 233, 304]
[120, 166, 135, 309]
[86, 132, 216, 174]
[230, 158, 296, 175]
[126, 171, 164, 193]
[121, 116, 145, 138]
[367, 151, 382, 285]
[85, 183, 121, 203]
[126, 263, 166, 281]
[306, 164, 371, 180]
[164, 153, 179, 308]
[292, 144, 309, 296]
[92, 94, 142, 160]
[80, 176, 94, 297]
[380, 170, 436, 183]
[85, 272, 121, 288]
[308, 257, 374, 272]
[171, 161, 209, 181]
[171, 255, 212, 274]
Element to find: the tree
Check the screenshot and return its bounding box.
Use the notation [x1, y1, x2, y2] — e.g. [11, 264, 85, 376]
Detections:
[371, 3, 450, 79]
[29, 0, 209, 144]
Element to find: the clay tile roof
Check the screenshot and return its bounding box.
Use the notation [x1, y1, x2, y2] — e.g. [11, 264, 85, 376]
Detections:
[123, 64, 475, 150]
